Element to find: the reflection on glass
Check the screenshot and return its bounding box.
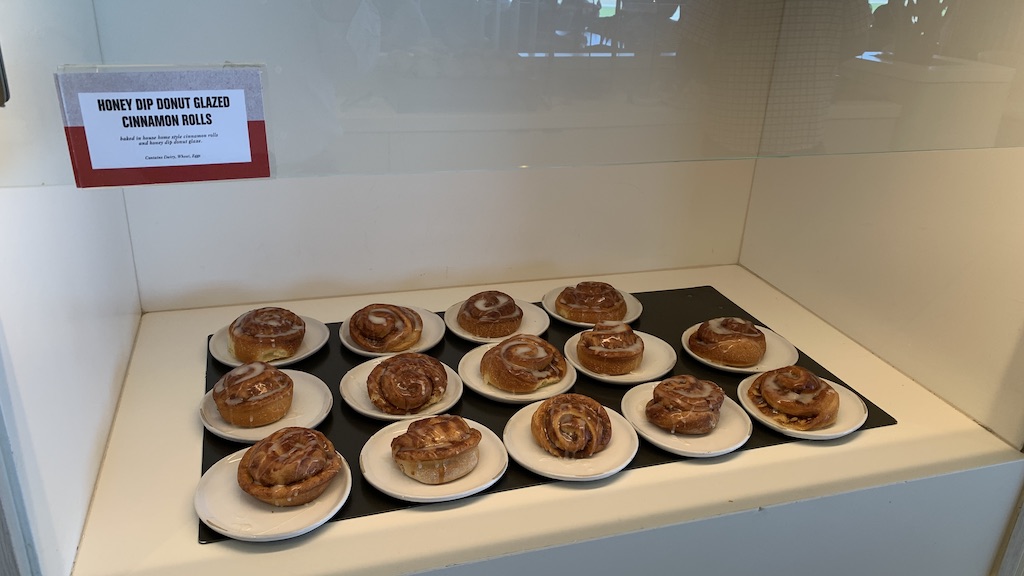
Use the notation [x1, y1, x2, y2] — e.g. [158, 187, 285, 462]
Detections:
[92, 0, 1024, 174]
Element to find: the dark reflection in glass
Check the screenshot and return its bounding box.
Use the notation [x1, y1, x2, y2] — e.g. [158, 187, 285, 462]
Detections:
[92, 0, 1024, 173]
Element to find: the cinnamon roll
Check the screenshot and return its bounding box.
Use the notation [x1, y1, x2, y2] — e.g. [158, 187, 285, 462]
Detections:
[645, 375, 725, 435]
[212, 361, 294, 428]
[366, 353, 448, 415]
[480, 334, 567, 394]
[576, 321, 644, 375]
[530, 393, 612, 458]
[457, 291, 523, 338]
[555, 281, 627, 324]
[228, 307, 306, 363]
[348, 304, 423, 353]
[688, 317, 766, 367]
[391, 415, 482, 485]
[237, 427, 342, 507]
[747, 366, 839, 431]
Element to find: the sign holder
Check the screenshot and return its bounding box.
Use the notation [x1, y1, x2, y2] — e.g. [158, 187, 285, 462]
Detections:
[55, 64, 271, 188]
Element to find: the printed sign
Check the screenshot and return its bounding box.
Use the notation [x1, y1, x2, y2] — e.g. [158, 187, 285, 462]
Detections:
[55, 66, 270, 187]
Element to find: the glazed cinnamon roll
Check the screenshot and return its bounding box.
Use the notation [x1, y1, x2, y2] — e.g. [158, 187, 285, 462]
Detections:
[348, 304, 423, 353]
[366, 353, 448, 415]
[480, 334, 567, 394]
[237, 427, 342, 507]
[688, 317, 766, 367]
[747, 366, 839, 431]
[576, 321, 644, 375]
[391, 415, 482, 485]
[457, 291, 523, 338]
[228, 307, 306, 363]
[531, 393, 612, 458]
[212, 361, 294, 428]
[555, 281, 627, 324]
[645, 375, 725, 435]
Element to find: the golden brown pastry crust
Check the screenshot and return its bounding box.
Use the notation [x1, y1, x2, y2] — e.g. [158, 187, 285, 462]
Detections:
[480, 334, 567, 394]
[688, 317, 766, 367]
[228, 307, 306, 363]
[391, 415, 482, 485]
[457, 291, 523, 338]
[576, 321, 644, 375]
[555, 281, 627, 324]
[645, 375, 725, 435]
[747, 366, 839, 431]
[212, 361, 294, 428]
[348, 303, 423, 353]
[366, 353, 448, 415]
[237, 427, 342, 507]
[531, 393, 612, 458]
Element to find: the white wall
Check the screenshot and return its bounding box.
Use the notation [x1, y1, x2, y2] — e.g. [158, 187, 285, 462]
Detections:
[741, 147, 1024, 449]
[0, 186, 140, 576]
[125, 161, 754, 312]
[0, 3, 141, 576]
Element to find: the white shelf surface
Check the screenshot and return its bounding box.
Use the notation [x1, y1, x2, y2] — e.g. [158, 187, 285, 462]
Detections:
[72, 265, 1024, 576]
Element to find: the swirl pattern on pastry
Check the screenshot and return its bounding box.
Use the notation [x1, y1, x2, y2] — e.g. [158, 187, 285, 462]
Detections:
[576, 320, 645, 375]
[688, 317, 766, 367]
[480, 334, 567, 393]
[348, 304, 423, 353]
[228, 307, 306, 363]
[555, 281, 627, 324]
[237, 427, 342, 507]
[747, 365, 839, 431]
[212, 361, 294, 428]
[530, 393, 612, 458]
[457, 291, 523, 338]
[645, 375, 725, 435]
[391, 415, 482, 484]
[366, 353, 448, 415]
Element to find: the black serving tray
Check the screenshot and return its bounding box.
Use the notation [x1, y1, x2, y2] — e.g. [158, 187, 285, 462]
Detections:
[199, 285, 896, 543]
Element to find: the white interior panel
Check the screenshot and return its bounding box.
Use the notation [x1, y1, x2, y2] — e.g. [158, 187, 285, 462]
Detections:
[741, 147, 1024, 448]
[125, 160, 754, 312]
[0, 186, 140, 576]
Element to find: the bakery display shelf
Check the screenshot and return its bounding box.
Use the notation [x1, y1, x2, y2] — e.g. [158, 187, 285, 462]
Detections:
[199, 285, 897, 544]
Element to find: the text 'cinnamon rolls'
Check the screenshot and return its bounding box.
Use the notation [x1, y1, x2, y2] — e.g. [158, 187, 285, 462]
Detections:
[391, 415, 482, 485]
[576, 320, 644, 375]
[480, 334, 567, 394]
[367, 352, 448, 415]
[457, 290, 523, 338]
[555, 281, 627, 324]
[530, 393, 612, 458]
[688, 317, 766, 367]
[747, 365, 839, 431]
[228, 307, 306, 363]
[349, 303, 423, 353]
[237, 427, 342, 507]
[645, 375, 725, 435]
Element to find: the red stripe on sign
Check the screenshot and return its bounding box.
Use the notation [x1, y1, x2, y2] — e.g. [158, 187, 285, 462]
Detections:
[65, 121, 271, 188]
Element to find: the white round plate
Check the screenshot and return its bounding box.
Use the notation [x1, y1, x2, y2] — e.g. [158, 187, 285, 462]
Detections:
[620, 381, 752, 458]
[194, 448, 351, 542]
[199, 370, 334, 444]
[457, 343, 577, 404]
[339, 356, 463, 421]
[443, 299, 550, 344]
[541, 286, 643, 327]
[681, 323, 799, 374]
[502, 400, 639, 481]
[339, 306, 446, 357]
[209, 316, 330, 367]
[359, 419, 508, 503]
[736, 374, 868, 440]
[564, 331, 677, 385]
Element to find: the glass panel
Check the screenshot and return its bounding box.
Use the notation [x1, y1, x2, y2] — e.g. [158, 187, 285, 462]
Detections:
[74, 0, 1024, 175]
